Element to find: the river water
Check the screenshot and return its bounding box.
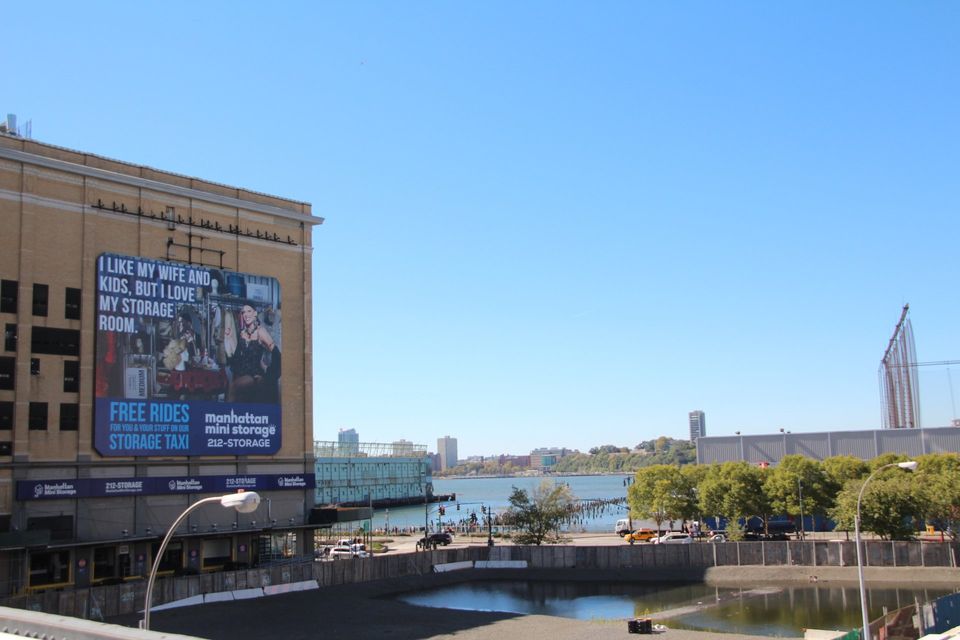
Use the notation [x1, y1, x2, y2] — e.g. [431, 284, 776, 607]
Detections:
[373, 474, 633, 533]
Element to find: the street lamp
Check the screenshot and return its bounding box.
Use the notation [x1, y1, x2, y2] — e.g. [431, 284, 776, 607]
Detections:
[855, 461, 917, 640]
[141, 491, 260, 630]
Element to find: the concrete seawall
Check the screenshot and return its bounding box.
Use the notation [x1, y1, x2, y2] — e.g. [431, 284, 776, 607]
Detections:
[6, 540, 959, 620]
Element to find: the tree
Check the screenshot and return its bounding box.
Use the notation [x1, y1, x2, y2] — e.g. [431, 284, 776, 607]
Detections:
[764, 455, 829, 535]
[627, 465, 690, 536]
[698, 461, 768, 538]
[502, 480, 575, 545]
[915, 453, 960, 540]
[821, 456, 868, 493]
[830, 468, 922, 540]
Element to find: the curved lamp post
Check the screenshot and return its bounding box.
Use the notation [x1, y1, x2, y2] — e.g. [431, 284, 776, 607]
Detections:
[855, 461, 917, 640]
[141, 491, 260, 630]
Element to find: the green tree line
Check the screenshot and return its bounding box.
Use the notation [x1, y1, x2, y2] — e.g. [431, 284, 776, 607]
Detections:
[627, 452, 960, 540]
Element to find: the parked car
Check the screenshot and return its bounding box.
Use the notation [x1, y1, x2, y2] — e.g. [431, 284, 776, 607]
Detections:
[652, 532, 693, 544]
[329, 543, 369, 559]
[623, 528, 658, 544]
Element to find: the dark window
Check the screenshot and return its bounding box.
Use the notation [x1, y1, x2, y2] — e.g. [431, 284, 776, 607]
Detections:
[93, 547, 116, 581]
[32, 284, 48, 317]
[28, 549, 71, 586]
[27, 516, 73, 542]
[30, 358, 39, 376]
[65, 288, 81, 320]
[31, 327, 80, 356]
[59, 403, 79, 431]
[0, 280, 16, 314]
[0, 357, 13, 390]
[0, 402, 12, 429]
[0, 442, 11, 456]
[28, 402, 47, 430]
[63, 360, 79, 393]
[3, 324, 15, 352]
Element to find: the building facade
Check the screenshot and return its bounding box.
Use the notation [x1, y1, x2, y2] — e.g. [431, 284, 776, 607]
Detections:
[337, 427, 359, 454]
[689, 410, 706, 441]
[0, 133, 323, 594]
[313, 441, 431, 507]
[529, 447, 571, 469]
[696, 426, 960, 466]
[437, 436, 457, 471]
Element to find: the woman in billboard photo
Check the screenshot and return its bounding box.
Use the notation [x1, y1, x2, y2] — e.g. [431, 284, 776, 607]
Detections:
[228, 304, 281, 403]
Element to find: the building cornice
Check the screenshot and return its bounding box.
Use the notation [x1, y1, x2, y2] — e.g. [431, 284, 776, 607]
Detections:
[0, 145, 324, 227]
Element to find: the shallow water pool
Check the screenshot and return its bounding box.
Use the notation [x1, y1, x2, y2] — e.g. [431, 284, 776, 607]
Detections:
[397, 580, 956, 637]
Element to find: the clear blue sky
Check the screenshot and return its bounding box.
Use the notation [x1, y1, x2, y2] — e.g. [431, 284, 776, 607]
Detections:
[6, 2, 959, 457]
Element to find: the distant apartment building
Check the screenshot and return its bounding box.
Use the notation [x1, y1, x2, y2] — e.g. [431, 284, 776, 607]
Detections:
[338, 428, 360, 454]
[437, 436, 458, 470]
[392, 439, 416, 456]
[530, 447, 572, 469]
[498, 454, 531, 467]
[689, 410, 706, 441]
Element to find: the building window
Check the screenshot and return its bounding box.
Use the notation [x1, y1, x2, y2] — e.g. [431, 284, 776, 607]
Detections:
[150, 541, 182, 573]
[0, 357, 13, 390]
[32, 284, 48, 317]
[28, 550, 71, 588]
[3, 324, 15, 352]
[0, 280, 16, 314]
[93, 547, 117, 582]
[30, 358, 39, 376]
[31, 327, 80, 356]
[63, 360, 79, 393]
[0, 402, 12, 430]
[65, 288, 81, 320]
[202, 538, 232, 569]
[59, 403, 79, 431]
[28, 402, 47, 430]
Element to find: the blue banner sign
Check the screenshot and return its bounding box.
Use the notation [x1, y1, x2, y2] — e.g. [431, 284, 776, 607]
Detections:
[17, 473, 314, 501]
[94, 253, 282, 457]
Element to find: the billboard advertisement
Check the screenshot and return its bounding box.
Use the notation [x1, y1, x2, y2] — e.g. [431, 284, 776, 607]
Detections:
[94, 253, 282, 456]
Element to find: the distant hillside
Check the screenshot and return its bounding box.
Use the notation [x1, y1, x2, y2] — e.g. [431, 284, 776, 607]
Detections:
[553, 437, 696, 473]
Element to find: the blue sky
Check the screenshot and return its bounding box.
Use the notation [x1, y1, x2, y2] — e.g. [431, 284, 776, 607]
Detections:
[6, 2, 958, 456]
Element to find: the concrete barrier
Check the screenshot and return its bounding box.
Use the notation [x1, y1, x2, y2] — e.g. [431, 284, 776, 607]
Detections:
[5, 540, 956, 620]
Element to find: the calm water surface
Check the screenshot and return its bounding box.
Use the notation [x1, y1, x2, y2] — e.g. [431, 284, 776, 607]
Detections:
[398, 581, 957, 637]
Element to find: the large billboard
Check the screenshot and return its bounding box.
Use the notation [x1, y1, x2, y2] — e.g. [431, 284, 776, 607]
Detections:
[95, 254, 282, 456]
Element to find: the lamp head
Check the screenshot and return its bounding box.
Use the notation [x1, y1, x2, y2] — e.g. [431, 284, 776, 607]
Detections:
[897, 461, 918, 472]
[221, 491, 261, 513]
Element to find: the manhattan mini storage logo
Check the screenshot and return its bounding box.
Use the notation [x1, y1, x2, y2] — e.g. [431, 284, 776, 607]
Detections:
[33, 482, 77, 498]
[277, 476, 306, 488]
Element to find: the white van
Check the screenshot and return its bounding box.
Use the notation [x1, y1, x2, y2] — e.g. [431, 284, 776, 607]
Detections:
[615, 518, 632, 536]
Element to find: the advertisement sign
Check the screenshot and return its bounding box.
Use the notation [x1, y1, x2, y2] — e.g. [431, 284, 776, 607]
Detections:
[16, 473, 315, 500]
[95, 254, 282, 456]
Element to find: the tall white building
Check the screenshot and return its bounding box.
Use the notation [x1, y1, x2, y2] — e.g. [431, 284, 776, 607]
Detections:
[689, 410, 706, 441]
[437, 436, 458, 470]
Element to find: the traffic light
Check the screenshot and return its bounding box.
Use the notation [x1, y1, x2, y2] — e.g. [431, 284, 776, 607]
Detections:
[481, 505, 486, 514]
[456, 503, 460, 511]
[439, 506, 445, 516]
